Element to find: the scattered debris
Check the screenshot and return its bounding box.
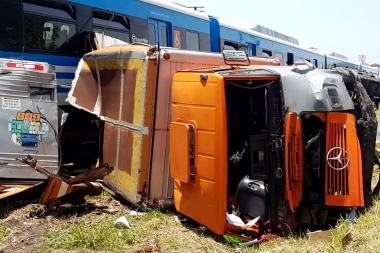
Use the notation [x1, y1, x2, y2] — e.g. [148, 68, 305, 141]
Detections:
[130, 210, 146, 216]
[348, 208, 357, 224]
[114, 216, 131, 229]
[226, 213, 260, 228]
[91, 208, 119, 215]
[307, 228, 352, 248]
[0, 155, 114, 207]
[174, 215, 188, 224]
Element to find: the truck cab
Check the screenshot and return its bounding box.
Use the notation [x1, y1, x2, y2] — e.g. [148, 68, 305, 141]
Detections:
[170, 51, 366, 238]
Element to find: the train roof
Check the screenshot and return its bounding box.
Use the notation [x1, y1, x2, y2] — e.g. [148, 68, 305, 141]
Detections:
[323, 51, 348, 61]
[216, 19, 325, 57]
[213, 19, 376, 67]
[139, 0, 210, 20]
[249, 24, 299, 45]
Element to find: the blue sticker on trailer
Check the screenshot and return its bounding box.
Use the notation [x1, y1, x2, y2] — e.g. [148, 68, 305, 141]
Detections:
[8, 110, 49, 149]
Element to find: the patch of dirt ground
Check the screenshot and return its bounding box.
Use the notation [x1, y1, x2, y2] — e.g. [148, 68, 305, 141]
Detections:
[0, 193, 124, 253]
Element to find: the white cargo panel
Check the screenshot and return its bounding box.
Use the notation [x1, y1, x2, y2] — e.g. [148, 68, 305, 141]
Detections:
[0, 58, 59, 181]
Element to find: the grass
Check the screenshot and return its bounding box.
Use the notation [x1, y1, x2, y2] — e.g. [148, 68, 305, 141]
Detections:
[0, 184, 379, 252]
[27, 192, 380, 253]
[36, 208, 235, 253]
[41, 213, 157, 252]
[0, 201, 14, 243]
[0, 226, 10, 243]
[30, 204, 374, 253]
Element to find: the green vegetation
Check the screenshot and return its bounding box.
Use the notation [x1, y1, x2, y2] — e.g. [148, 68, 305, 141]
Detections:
[0, 226, 10, 243]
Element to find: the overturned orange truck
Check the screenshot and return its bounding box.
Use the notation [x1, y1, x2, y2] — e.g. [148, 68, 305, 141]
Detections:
[65, 44, 377, 236]
[169, 53, 377, 237]
[65, 44, 279, 206]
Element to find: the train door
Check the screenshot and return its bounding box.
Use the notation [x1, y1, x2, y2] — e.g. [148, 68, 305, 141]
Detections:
[313, 59, 318, 68]
[246, 43, 256, 56]
[148, 19, 170, 47]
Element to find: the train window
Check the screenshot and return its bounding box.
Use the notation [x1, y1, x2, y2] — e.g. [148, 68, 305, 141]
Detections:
[186, 31, 199, 50]
[287, 52, 294, 65]
[23, 1, 76, 21]
[161, 26, 168, 47]
[262, 49, 272, 58]
[223, 41, 238, 51]
[23, 1, 77, 53]
[93, 11, 130, 43]
[24, 17, 76, 52]
[319, 62, 323, 69]
[313, 59, 318, 67]
[238, 45, 246, 52]
[93, 28, 130, 43]
[148, 24, 156, 45]
[274, 52, 283, 65]
[224, 44, 236, 50]
[274, 52, 283, 60]
[0, 0, 23, 52]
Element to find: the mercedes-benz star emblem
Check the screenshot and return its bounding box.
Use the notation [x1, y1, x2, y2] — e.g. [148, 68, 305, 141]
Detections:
[326, 147, 350, 170]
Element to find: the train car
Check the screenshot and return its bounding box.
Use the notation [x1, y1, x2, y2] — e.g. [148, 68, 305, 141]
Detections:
[0, 0, 211, 107]
[209, 18, 326, 68]
[322, 51, 378, 74]
[323, 51, 358, 70]
[359, 63, 379, 74]
[209, 18, 378, 75]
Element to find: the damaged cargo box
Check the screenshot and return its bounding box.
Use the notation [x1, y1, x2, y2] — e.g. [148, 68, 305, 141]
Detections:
[0, 59, 58, 182]
[66, 44, 280, 205]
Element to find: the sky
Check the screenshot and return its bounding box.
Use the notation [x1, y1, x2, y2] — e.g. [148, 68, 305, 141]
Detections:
[177, 0, 380, 64]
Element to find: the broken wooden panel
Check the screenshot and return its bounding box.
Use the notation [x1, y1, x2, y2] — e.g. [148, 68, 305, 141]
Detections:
[0, 181, 47, 202]
[7, 156, 114, 205]
[39, 177, 103, 205]
[67, 44, 157, 205]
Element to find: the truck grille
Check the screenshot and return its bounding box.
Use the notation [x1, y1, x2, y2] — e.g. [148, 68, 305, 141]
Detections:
[326, 122, 349, 196]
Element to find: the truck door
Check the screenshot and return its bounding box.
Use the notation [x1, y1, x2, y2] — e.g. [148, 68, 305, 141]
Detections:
[169, 72, 228, 235]
[148, 19, 170, 47]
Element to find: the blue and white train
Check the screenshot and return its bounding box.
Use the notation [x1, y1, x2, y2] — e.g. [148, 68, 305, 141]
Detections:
[0, 0, 378, 106]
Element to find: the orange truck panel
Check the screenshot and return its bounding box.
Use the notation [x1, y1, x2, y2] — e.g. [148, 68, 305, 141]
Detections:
[325, 112, 364, 206]
[171, 72, 228, 235]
